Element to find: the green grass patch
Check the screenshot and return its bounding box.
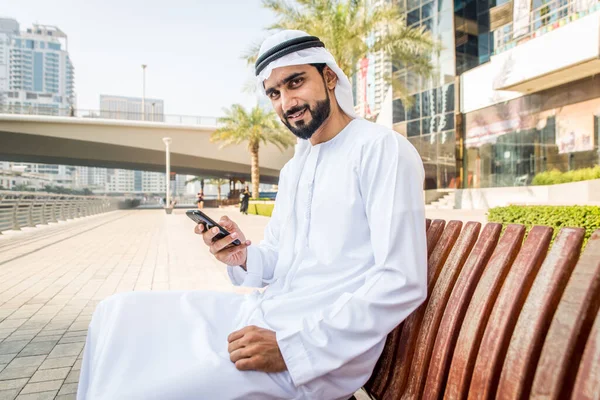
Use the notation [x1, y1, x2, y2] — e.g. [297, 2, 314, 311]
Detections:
[532, 166, 600, 186]
[487, 205, 600, 247]
[248, 203, 274, 217]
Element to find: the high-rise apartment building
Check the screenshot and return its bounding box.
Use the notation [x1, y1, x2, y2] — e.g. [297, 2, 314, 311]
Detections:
[0, 18, 74, 114]
[99, 95, 165, 121]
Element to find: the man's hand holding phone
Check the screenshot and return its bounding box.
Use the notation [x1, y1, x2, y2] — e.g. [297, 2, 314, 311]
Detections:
[194, 216, 251, 270]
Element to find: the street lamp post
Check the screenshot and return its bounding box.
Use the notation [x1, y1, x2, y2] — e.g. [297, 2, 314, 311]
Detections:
[141, 64, 147, 121]
[162, 137, 172, 213]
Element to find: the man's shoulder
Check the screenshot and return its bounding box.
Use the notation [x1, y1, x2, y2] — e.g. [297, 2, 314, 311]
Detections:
[349, 119, 413, 152]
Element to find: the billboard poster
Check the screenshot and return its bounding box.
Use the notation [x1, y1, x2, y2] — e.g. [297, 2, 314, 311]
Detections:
[554, 100, 598, 154]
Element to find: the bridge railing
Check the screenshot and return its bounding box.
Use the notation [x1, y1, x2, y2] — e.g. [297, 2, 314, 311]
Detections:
[0, 105, 218, 127]
[0, 191, 114, 234]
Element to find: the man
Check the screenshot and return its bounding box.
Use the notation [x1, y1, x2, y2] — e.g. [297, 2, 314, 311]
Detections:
[77, 30, 427, 400]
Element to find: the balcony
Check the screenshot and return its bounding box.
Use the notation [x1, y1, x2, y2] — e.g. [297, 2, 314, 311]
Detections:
[492, 12, 600, 93]
[461, 11, 600, 113]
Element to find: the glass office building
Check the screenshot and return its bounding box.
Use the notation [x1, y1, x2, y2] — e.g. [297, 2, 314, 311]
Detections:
[391, 0, 600, 189]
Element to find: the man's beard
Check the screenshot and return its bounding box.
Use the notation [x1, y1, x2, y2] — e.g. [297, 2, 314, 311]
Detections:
[282, 91, 331, 140]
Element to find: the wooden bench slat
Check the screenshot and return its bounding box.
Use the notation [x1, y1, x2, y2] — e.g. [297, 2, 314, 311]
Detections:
[364, 324, 402, 399]
[468, 225, 553, 399]
[572, 308, 600, 400]
[426, 218, 431, 232]
[445, 224, 526, 400]
[497, 227, 585, 399]
[402, 222, 481, 399]
[382, 220, 463, 399]
[422, 223, 502, 400]
[531, 229, 600, 399]
[427, 219, 446, 258]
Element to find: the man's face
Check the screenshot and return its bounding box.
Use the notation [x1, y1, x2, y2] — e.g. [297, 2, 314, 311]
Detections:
[263, 64, 332, 140]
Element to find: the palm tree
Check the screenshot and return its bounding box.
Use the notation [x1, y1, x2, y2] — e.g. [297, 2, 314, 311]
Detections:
[186, 177, 230, 201]
[243, 0, 440, 104]
[211, 104, 295, 199]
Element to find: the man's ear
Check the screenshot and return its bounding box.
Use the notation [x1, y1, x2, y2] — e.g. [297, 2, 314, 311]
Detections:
[323, 66, 338, 90]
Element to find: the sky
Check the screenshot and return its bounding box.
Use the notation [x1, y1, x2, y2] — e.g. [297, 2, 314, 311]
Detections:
[2, 0, 276, 117]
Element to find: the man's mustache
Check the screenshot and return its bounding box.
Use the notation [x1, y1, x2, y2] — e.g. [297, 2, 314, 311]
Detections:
[284, 105, 309, 119]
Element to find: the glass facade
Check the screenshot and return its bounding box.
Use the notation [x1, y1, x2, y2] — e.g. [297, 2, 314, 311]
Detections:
[465, 76, 600, 187]
[393, 0, 459, 189]
[390, 0, 600, 189]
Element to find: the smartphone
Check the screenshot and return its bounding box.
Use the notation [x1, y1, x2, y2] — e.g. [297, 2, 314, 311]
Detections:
[186, 209, 241, 246]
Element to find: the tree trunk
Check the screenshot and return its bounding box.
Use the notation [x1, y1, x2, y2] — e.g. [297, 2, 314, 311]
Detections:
[250, 142, 260, 199]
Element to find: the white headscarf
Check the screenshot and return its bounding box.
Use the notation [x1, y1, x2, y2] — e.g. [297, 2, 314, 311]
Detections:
[256, 30, 359, 119]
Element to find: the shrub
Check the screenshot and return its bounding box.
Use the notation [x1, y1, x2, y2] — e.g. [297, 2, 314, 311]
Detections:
[532, 166, 600, 186]
[487, 205, 600, 247]
[248, 203, 274, 217]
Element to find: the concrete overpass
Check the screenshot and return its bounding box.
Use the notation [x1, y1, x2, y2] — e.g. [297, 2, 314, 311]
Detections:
[0, 114, 295, 184]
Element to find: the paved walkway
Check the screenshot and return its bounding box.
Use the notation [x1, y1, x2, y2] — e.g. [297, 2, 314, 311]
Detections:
[0, 207, 487, 399]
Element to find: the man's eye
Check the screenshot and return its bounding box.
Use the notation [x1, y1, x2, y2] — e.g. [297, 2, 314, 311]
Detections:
[269, 92, 280, 100]
[290, 78, 303, 87]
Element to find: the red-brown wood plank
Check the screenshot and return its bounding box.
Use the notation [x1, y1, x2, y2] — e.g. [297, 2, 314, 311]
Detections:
[422, 223, 502, 400]
[402, 222, 482, 399]
[365, 324, 402, 399]
[427, 219, 446, 258]
[382, 220, 463, 399]
[468, 225, 553, 399]
[531, 230, 600, 399]
[427, 218, 432, 232]
[572, 308, 600, 400]
[497, 227, 585, 399]
[444, 224, 526, 400]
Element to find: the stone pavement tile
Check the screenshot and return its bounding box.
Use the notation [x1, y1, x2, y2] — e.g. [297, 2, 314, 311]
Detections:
[70, 360, 81, 371]
[0, 366, 37, 381]
[8, 330, 40, 337]
[0, 378, 27, 391]
[38, 357, 76, 370]
[15, 323, 45, 331]
[35, 330, 65, 337]
[29, 367, 70, 383]
[19, 380, 63, 395]
[66, 323, 88, 332]
[55, 395, 76, 400]
[1, 335, 34, 344]
[64, 370, 78, 384]
[0, 356, 15, 366]
[0, 342, 28, 356]
[17, 342, 57, 358]
[57, 336, 85, 345]
[0, 331, 14, 341]
[6, 356, 45, 369]
[14, 390, 58, 400]
[57, 383, 77, 395]
[0, 389, 19, 400]
[30, 336, 61, 344]
[0, 321, 27, 331]
[62, 331, 86, 339]
[47, 343, 83, 359]
[0, 366, 4, 373]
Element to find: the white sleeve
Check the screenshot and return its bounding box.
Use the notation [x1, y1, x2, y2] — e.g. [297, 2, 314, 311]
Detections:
[276, 133, 428, 386]
[227, 167, 287, 288]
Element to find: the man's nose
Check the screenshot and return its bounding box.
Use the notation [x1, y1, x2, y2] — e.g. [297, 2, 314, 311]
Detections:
[281, 92, 298, 114]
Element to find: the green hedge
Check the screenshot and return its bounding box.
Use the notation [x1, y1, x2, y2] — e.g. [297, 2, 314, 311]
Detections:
[248, 203, 274, 217]
[487, 205, 600, 246]
[532, 166, 600, 186]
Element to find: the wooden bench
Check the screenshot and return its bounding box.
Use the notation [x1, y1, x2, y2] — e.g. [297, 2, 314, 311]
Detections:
[360, 219, 600, 399]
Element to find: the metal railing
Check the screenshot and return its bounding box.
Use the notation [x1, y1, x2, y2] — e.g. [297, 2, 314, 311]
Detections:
[0, 105, 218, 127]
[493, 0, 600, 55]
[0, 191, 114, 233]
